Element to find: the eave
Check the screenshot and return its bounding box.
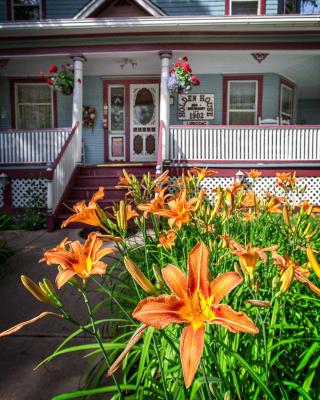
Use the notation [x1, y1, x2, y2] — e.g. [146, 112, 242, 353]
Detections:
[1, 15, 320, 38]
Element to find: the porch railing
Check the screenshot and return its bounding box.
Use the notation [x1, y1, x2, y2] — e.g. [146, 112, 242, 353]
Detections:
[169, 125, 320, 161]
[47, 122, 80, 214]
[0, 128, 72, 163]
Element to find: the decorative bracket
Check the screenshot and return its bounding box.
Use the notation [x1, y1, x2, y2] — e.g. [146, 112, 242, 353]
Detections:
[251, 53, 269, 64]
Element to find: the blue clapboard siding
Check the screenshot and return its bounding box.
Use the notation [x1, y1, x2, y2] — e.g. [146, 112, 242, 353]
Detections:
[46, 0, 88, 19]
[81, 76, 104, 164]
[154, 0, 225, 16]
[297, 100, 320, 124]
[0, 0, 7, 21]
[262, 73, 280, 120]
[266, 0, 279, 15]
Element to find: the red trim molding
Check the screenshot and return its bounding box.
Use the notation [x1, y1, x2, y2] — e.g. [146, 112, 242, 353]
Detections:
[9, 77, 57, 129]
[225, 0, 266, 15]
[222, 74, 263, 125]
[6, 0, 46, 21]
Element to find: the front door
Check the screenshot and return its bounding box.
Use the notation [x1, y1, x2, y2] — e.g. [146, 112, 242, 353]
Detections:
[130, 84, 159, 162]
[104, 80, 159, 163]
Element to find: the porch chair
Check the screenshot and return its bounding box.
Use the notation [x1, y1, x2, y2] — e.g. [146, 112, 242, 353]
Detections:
[258, 117, 280, 125]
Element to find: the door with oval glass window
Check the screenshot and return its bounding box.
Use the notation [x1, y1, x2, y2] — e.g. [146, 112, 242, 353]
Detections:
[130, 84, 159, 162]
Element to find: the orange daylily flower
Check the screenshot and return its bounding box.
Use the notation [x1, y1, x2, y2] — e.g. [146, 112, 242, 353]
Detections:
[189, 167, 217, 181]
[132, 242, 258, 388]
[155, 189, 196, 229]
[276, 172, 297, 188]
[137, 189, 171, 217]
[241, 190, 257, 208]
[273, 253, 320, 296]
[264, 193, 283, 214]
[246, 169, 262, 179]
[40, 232, 114, 288]
[230, 242, 278, 282]
[153, 169, 170, 186]
[115, 169, 133, 189]
[158, 230, 177, 250]
[300, 200, 320, 214]
[61, 187, 105, 229]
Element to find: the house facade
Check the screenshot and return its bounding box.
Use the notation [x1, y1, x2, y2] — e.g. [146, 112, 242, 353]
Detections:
[0, 0, 320, 229]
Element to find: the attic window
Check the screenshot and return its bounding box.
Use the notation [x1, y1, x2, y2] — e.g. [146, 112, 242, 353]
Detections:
[227, 0, 265, 15]
[10, 0, 44, 21]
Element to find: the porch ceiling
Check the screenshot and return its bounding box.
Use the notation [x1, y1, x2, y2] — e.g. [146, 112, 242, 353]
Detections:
[1, 50, 319, 99]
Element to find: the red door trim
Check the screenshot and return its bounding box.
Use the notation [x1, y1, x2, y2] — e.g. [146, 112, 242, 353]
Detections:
[103, 78, 160, 163]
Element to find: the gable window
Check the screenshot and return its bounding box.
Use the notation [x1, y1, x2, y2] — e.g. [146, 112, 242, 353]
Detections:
[280, 81, 294, 124]
[14, 83, 54, 129]
[226, 0, 265, 15]
[10, 1, 44, 21]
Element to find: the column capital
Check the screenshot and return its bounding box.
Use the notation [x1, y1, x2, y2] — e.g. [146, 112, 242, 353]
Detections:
[70, 54, 87, 62]
[159, 51, 172, 60]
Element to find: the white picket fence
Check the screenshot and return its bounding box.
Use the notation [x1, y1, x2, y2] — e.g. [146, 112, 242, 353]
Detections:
[0, 128, 72, 163]
[169, 126, 320, 161]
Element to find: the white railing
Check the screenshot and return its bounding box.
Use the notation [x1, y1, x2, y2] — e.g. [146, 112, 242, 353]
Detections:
[47, 123, 80, 214]
[0, 128, 72, 163]
[169, 125, 320, 161]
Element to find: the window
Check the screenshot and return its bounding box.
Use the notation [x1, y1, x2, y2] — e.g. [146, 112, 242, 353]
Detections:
[227, 0, 265, 15]
[10, 0, 43, 21]
[15, 83, 54, 129]
[278, 0, 301, 14]
[227, 81, 258, 125]
[280, 82, 294, 124]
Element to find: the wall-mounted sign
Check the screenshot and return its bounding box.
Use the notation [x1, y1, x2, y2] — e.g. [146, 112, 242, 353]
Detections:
[183, 121, 209, 126]
[178, 94, 214, 121]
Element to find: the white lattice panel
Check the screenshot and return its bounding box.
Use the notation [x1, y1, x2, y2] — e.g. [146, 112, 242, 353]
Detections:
[169, 176, 320, 205]
[12, 179, 47, 208]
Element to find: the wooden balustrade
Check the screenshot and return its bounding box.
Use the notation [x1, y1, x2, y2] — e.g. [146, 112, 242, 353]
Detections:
[169, 125, 320, 161]
[0, 128, 72, 163]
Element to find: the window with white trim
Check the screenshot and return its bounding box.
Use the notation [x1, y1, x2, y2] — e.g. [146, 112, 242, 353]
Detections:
[227, 80, 258, 125]
[230, 0, 260, 15]
[280, 83, 294, 124]
[15, 83, 54, 129]
[11, 0, 42, 21]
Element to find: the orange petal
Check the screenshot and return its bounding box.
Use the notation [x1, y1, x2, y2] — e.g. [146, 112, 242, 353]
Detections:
[180, 324, 205, 388]
[212, 304, 259, 334]
[90, 186, 104, 204]
[209, 272, 243, 305]
[162, 264, 187, 299]
[0, 312, 63, 337]
[279, 266, 294, 293]
[133, 295, 185, 329]
[107, 324, 148, 376]
[187, 242, 210, 297]
[56, 269, 78, 289]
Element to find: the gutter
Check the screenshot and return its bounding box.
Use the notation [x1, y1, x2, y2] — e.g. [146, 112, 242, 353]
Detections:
[1, 15, 320, 37]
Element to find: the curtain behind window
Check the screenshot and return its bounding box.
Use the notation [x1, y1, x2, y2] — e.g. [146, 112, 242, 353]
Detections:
[16, 84, 53, 129]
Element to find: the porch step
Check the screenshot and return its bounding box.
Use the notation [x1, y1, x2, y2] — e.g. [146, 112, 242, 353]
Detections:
[53, 163, 156, 230]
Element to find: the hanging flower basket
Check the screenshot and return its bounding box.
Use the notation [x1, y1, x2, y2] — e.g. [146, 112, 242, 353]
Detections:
[167, 56, 200, 95]
[40, 64, 74, 95]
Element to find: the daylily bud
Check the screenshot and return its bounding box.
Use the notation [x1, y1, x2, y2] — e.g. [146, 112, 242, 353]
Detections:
[124, 257, 159, 295]
[245, 299, 271, 308]
[209, 187, 223, 223]
[282, 205, 290, 226]
[233, 262, 242, 277]
[307, 247, 320, 278]
[21, 275, 51, 304]
[117, 201, 128, 231]
[152, 265, 165, 289]
[302, 222, 311, 238]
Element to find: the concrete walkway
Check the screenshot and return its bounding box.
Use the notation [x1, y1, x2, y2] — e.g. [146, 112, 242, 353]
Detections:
[0, 229, 114, 400]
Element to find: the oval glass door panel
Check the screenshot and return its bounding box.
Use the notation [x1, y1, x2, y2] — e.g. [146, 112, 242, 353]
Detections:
[130, 84, 159, 162]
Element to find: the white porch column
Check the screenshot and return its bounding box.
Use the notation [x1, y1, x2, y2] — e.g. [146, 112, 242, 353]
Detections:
[159, 51, 172, 165]
[71, 55, 86, 163]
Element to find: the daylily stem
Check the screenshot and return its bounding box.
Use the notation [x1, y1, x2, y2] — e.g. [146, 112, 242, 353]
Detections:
[152, 336, 169, 400]
[201, 358, 213, 400]
[80, 288, 125, 400]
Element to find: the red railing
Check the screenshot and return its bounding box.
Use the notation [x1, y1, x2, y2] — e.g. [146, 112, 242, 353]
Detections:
[156, 120, 165, 174]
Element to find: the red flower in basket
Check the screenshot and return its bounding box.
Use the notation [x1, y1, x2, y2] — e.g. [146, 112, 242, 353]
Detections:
[182, 62, 192, 73]
[48, 65, 58, 74]
[47, 78, 53, 86]
[174, 61, 181, 68]
[191, 75, 200, 86]
[183, 56, 188, 61]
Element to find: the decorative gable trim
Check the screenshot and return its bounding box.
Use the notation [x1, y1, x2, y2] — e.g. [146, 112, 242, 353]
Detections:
[74, 0, 166, 19]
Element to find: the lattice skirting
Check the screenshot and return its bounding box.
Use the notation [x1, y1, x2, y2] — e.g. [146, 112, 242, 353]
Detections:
[169, 176, 320, 205]
[11, 179, 47, 208]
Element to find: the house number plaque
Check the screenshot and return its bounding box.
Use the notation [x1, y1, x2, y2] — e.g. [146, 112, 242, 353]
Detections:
[178, 94, 214, 121]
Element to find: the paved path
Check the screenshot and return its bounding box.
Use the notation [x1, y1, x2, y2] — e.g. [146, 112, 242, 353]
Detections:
[0, 229, 114, 400]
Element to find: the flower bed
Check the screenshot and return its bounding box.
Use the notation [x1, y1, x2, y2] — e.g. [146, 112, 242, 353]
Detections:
[1, 169, 319, 399]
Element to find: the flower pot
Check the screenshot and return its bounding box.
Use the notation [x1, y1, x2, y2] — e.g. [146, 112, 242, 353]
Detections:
[61, 87, 73, 96]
